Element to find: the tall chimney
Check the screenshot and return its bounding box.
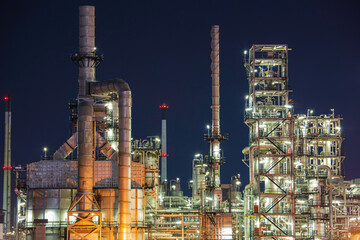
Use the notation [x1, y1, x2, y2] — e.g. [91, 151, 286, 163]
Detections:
[2, 96, 11, 233]
[211, 25, 220, 138]
[77, 5, 96, 211]
[78, 5, 96, 98]
[210, 25, 221, 189]
[160, 104, 169, 184]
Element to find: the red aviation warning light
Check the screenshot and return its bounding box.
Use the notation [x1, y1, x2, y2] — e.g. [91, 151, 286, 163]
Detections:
[160, 153, 169, 157]
[4, 96, 9, 100]
[8, 166, 12, 169]
[3, 166, 7, 169]
[159, 104, 169, 109]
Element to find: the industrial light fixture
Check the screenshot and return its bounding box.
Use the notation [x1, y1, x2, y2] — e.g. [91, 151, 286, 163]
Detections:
[43, 147, 48, 158]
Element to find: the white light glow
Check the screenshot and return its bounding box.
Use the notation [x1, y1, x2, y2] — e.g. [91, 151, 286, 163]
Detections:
[107, 128, 114, 137]
[111, 142, 118, 150]
[105, 102, 113, 110]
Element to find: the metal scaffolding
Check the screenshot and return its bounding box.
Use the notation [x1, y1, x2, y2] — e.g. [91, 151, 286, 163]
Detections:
[243, 45, 295, 239]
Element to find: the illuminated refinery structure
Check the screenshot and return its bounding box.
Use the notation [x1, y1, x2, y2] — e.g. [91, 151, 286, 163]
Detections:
[3, 5, 360, 240]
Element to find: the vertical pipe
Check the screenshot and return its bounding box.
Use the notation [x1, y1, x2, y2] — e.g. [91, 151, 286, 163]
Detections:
[90, 79, 132, 240]
[77, 5, 95, 211]
[2, 97, 11, 233]
[210, 25, 221, 190]
[160, 104, 168, 183]
[118, 90, 132, 240]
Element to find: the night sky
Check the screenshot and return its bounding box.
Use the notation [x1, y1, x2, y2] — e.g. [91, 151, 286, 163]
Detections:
[0, 0, 359, 199]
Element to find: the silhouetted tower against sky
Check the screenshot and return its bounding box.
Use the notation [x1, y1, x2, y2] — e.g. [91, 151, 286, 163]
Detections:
[2, 96, 11, 233]
[160, 103, 169, 184]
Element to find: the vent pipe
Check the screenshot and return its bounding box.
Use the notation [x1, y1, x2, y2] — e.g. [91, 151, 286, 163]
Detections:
[2, 96, 11, 233]
[90, 79, 132, 240]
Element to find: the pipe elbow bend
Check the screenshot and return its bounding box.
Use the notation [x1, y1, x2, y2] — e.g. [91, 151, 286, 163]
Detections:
[89, 78, 131, 95]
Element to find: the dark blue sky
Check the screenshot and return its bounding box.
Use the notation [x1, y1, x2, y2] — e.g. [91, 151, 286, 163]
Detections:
[0, 0, 359, 196]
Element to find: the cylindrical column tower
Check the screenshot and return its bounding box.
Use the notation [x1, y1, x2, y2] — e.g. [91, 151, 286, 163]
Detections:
[2, 96, 11, 233]
[160, 104, 169, 184]
[210, 25, 221, 190]
[76, 5, 96, 211]
[78, 5, 96, 98]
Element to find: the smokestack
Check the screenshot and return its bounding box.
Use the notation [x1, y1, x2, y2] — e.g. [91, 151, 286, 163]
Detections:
[160, 104, 169, 184]
[2, 96, 11, 233]
[210, 25, 220, 137]
[78, 5, 96, 97]
[210, 25, 221, 190]
[77, 5, 96, 211]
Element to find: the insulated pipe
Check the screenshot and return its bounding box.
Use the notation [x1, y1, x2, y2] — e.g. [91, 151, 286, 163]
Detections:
[77, 101, 94, 211]
[90, 79, 132, 240]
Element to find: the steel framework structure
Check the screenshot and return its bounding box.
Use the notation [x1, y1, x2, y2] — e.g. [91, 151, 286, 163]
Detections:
[244, 44, 295, 239]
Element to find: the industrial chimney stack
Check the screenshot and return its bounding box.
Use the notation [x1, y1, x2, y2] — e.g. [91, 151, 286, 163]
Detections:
[160, 103, 169, 184]
[2, 96, 11, 233]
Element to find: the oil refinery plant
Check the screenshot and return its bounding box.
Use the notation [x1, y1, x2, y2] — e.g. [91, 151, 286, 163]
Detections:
[2, 5, 360, 240]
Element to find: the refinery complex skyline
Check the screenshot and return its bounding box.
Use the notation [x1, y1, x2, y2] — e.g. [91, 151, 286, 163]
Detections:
[1, 1, 360, 239]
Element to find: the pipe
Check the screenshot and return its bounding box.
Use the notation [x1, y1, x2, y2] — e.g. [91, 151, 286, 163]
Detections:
[90, 78, 132, 240]
[2, 97, 11, 233]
